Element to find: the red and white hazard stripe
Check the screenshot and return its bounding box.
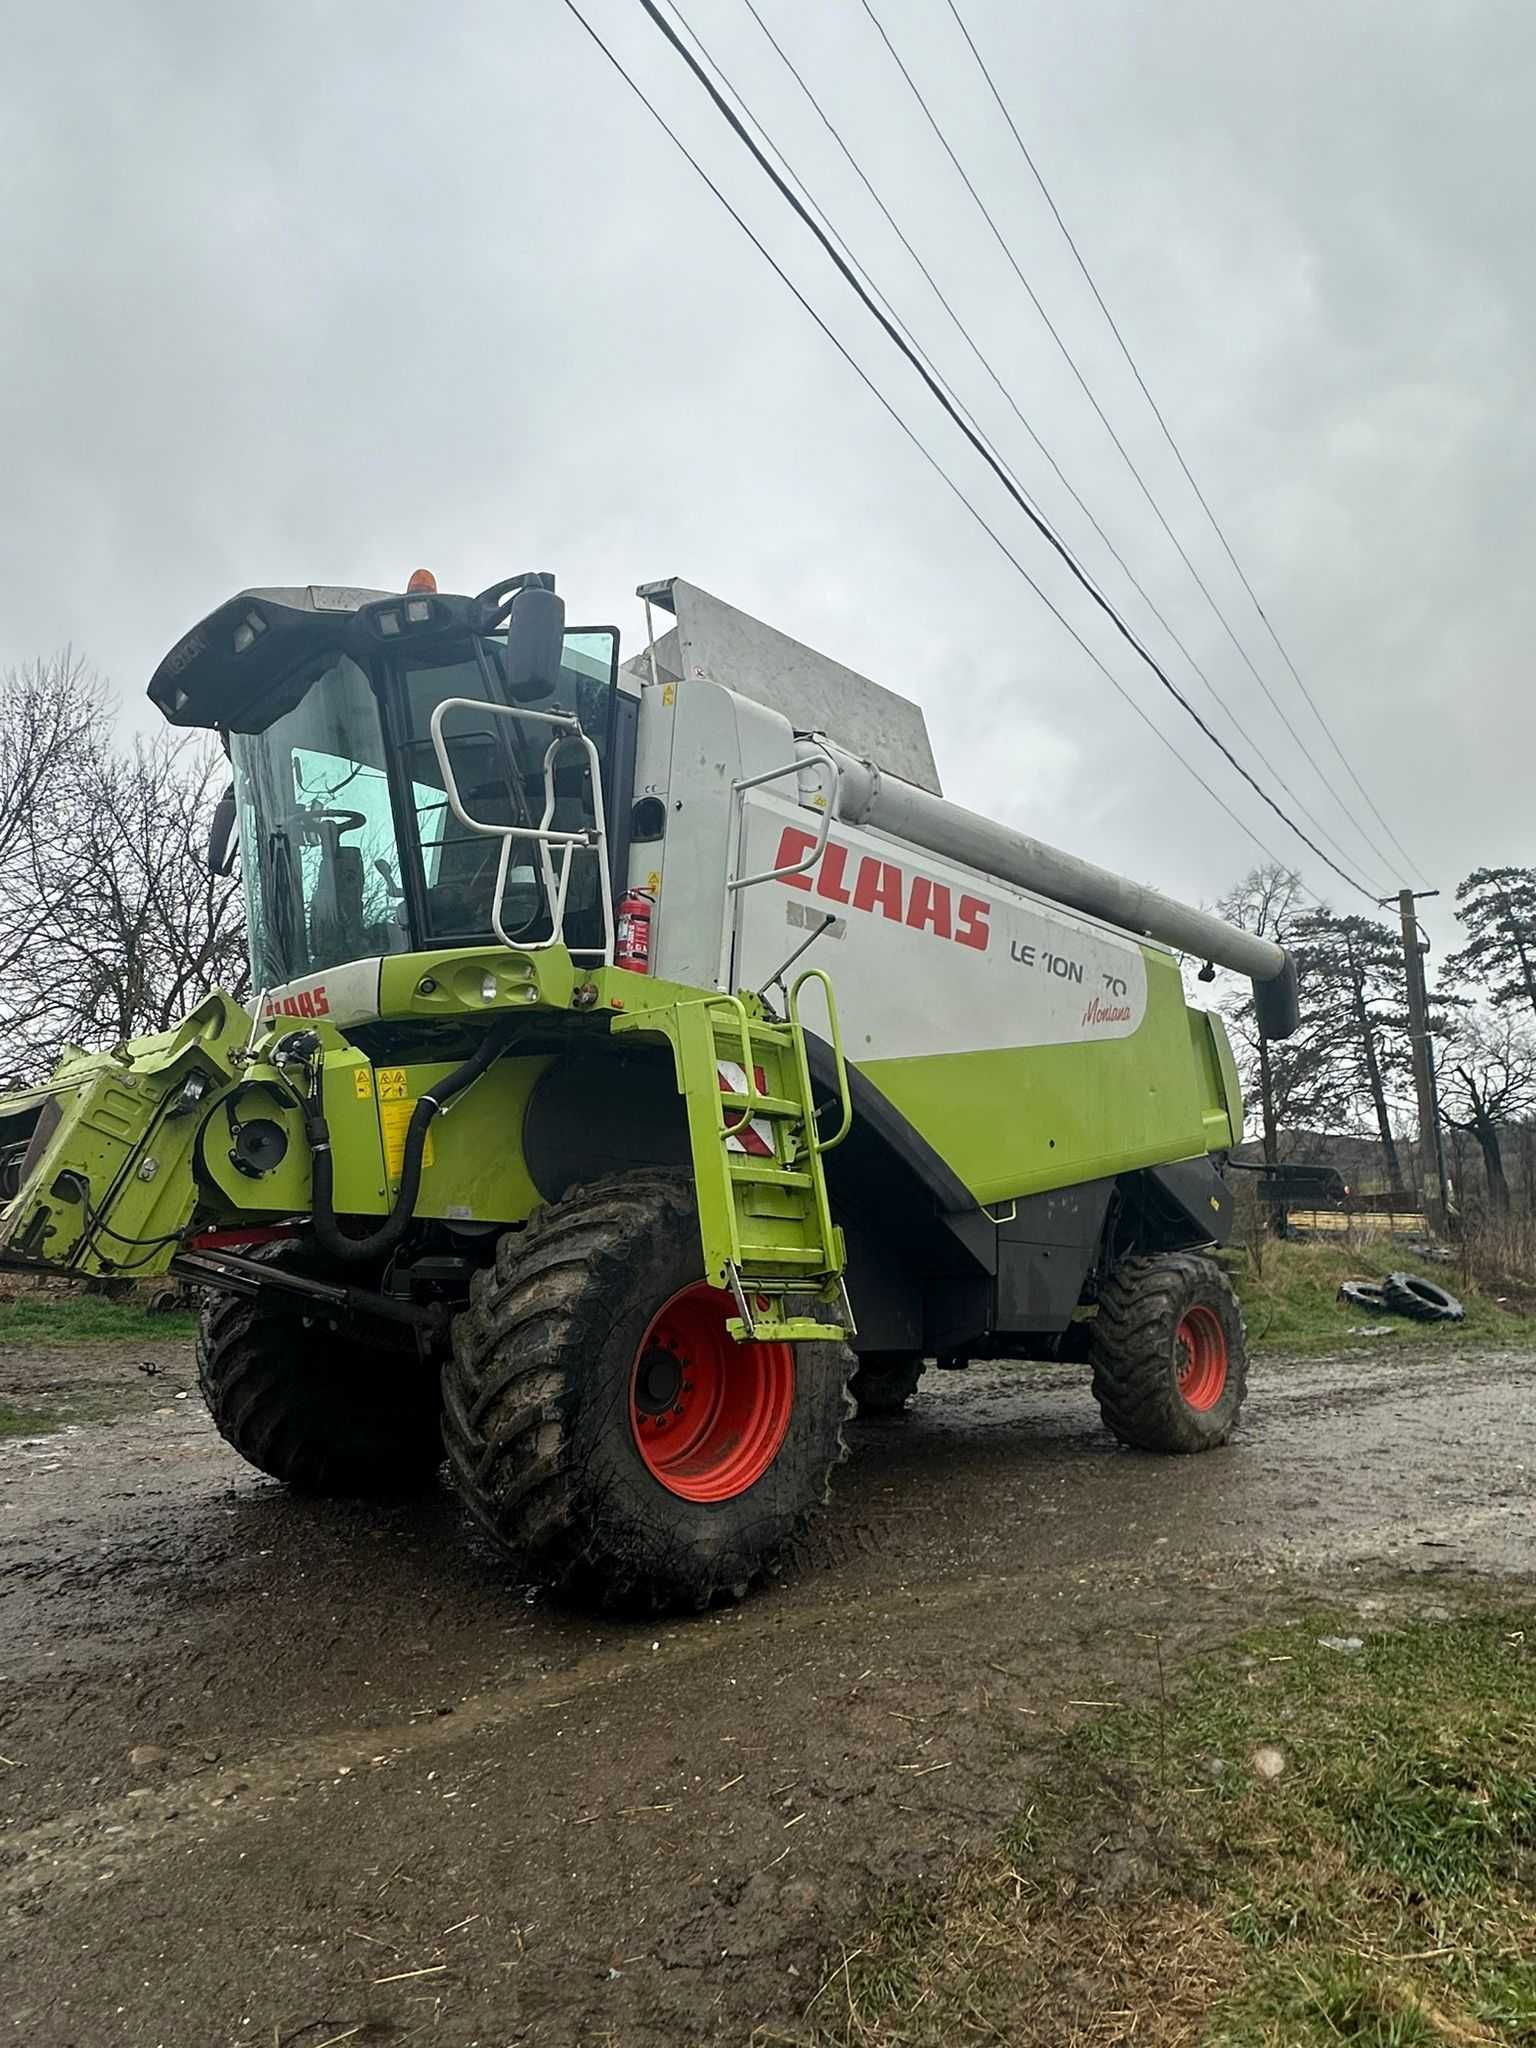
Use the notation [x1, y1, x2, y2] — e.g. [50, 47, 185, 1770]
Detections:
[717, 1061, 776, 1158]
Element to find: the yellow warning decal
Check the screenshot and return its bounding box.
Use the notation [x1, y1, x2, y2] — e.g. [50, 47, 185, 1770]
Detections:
[377, 1066, 407, 1101]
[353, 1068, 373, 1100]
[380, 1098, 434, 1178]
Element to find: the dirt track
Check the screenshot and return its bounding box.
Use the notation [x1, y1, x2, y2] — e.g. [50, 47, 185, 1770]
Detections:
[2, 1337, 1532, 2047]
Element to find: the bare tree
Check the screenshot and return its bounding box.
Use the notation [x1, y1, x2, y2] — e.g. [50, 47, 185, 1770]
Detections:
[0, 653, 107, 1043]
[1212, 865, 1347, 1163]
[43, 735, 247, 1042]
[0, 654, 248, 1080]
[1439, 1012, 1536, 1214]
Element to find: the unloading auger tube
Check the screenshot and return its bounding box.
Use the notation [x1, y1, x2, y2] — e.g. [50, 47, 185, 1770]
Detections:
[806, 739, 1300, 1039]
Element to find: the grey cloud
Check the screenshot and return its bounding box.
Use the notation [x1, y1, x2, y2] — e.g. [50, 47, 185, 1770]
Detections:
[4, 0, 1531, 953]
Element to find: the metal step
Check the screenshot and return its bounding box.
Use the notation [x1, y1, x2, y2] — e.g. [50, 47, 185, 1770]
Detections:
[718, 1090, 800, 1119]
[737, 1242, 825, 1267]
[725, 1163, 813, 1188]
[712, 1020, 793, 1049]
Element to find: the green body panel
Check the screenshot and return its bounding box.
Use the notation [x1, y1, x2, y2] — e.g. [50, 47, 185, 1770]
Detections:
[0, 931, 1241, 1335]
[376, 944, 577, 1021]
[324, 1052, 552, 1223]
[861, 950, 1242, 1206]
[0, 953, 850, 1329]
[0, 995, 248, 1275]
[1196, 1008, 1245, 1154]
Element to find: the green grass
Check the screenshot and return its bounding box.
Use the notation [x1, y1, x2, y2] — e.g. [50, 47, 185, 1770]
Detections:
[0, 1292, 197, 1347]
[807, 1608, 1536, 2047]
[1224, 1238, 1534, 1356]
[0, 1402, 53, 1437]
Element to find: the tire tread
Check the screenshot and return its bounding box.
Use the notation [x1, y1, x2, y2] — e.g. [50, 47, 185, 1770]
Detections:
[441, 1172, 852, 1611]
[197, 1243, 440, 1497]
[1089, 1251, 1247, 1454]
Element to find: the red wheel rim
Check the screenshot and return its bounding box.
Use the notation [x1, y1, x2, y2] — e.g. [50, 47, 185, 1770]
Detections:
[1176, 1304, 1229, 1411]
[629, 1284, 795, 1502]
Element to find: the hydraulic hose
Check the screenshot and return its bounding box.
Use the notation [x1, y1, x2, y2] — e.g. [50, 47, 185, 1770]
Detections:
[307, 1022, 513, 1267]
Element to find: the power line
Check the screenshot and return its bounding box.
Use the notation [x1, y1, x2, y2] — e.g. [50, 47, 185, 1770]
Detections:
[554, 0, 1297, 878]
[610, 0, 1369, 899]
[670, 3, 1340, 889]
[942, 0, 1430, 891]
[855, 0, 1404, 891]
[623, 0, 1382, 902]
[672, 8, 1023, 479]
[713, 0, 1385, 893]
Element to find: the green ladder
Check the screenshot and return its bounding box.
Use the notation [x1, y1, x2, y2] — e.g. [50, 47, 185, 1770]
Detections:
[661, 971, 855, 1343]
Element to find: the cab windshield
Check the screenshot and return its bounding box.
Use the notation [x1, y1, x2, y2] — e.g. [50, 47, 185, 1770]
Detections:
[230, 631, 618, 989]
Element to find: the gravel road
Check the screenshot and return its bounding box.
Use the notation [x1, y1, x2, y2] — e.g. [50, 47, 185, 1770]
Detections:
[1, 1337, 1531, 2046]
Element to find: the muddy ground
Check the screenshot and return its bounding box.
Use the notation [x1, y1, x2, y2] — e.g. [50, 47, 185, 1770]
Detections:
[1, 1335, 1532, 2047]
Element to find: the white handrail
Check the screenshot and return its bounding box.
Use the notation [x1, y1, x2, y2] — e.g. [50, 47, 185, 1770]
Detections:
[726, 749, 841, 892]
[427, 696, 615, 963]
[716, 747, 842, 997]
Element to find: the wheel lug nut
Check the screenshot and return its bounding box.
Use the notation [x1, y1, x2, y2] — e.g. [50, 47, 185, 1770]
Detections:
[672, 1404, 684, 1417]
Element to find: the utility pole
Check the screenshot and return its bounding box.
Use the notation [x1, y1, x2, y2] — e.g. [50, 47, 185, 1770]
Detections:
[1387, 888, 1451, 1234]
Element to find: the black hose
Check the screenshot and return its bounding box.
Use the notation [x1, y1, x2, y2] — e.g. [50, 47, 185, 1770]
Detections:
[308, 1023, 513, 1266]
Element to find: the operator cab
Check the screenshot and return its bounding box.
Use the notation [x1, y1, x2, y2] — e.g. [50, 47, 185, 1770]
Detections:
[149, 574, 628, 988]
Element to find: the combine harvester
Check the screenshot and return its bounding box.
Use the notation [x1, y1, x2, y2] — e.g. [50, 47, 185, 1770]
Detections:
[0, 573, 1296, 1608]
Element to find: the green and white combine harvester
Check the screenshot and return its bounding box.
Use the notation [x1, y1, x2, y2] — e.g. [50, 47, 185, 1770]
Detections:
[0, 572, 1298, 1608]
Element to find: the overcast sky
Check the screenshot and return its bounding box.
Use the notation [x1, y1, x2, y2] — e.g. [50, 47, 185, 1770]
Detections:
[5, 0, 1532, 952]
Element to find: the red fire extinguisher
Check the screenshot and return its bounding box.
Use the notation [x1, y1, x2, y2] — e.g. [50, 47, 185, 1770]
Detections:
[615, 888, 654, 973]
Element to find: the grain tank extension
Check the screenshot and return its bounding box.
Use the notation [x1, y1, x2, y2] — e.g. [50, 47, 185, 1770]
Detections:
[0, 571, 1296, 1609]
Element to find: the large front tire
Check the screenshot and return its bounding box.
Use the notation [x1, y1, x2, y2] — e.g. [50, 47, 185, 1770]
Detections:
[441, 1173, 854, 1612]
[197, 1246, 443, 1496]
[1089, 1251, 1247, 1453]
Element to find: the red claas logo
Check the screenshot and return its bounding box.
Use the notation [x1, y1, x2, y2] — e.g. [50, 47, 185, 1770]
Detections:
[773, 826, 990, 952]
[262, 984, 331, 1020]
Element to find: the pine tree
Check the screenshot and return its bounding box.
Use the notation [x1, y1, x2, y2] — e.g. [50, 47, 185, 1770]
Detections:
[1445, 867, 1536, 1021]
[1287, 909, 1413, 1185]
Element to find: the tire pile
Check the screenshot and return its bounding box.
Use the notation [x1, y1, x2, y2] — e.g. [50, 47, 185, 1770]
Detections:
[1339, 1272, 1465, 1324]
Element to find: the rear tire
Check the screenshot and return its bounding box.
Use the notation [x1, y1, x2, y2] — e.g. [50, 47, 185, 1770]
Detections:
[197, 1245, 443, 1496]
[441, 1172, 854, 1612]
[849, 1351, 925, 1418]
[1090, 1251, 1246, 1453]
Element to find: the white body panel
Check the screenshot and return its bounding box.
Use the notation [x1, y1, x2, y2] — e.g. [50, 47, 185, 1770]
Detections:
[251, 957, 383, 1028]
[732, 795, 1151, 1062]
[629, 676, 803, 991]
[623, 580, 1282, 990]
[806, 745, 1285, 984]
[624, 675, 1157, 1062]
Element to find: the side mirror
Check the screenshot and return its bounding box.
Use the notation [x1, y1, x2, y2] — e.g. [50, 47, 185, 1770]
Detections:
[208, 783, 239, 876]
[504, 586, 566, 701]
